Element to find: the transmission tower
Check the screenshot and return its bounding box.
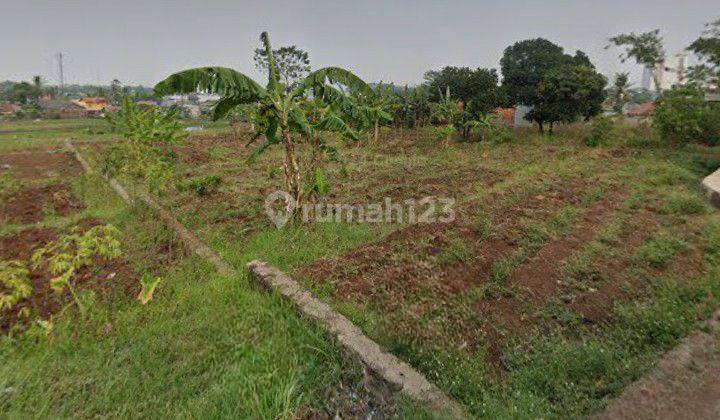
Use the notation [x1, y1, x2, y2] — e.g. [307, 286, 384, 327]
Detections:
[56, 53, 65, 95]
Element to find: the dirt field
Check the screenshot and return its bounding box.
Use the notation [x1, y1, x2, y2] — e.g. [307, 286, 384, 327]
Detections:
[2, 119, 720, 418]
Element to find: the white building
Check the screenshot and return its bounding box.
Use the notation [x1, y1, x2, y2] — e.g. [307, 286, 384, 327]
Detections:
[641, 54, 689, 91]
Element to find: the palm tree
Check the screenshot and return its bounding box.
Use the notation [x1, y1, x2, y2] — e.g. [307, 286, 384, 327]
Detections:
[155, 32, 372, 212]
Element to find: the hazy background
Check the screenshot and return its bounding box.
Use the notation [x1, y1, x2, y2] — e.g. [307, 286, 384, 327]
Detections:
[2, 0, 717, 87]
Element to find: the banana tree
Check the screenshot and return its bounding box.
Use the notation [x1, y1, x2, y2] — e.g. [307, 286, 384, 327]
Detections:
[430, 86, 457, 146]
[155, 32, 371, 212]
[359, 83, 394, 144]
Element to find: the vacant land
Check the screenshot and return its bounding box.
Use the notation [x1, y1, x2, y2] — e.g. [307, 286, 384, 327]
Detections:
[2, 118, 720, 418]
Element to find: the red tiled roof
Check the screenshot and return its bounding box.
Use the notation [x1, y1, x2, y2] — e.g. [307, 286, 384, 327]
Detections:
[492, 107, 516, 127]
[626, 102, 655, 117]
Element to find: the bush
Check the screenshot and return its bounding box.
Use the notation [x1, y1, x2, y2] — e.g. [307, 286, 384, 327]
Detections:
[179, 175, 223, 196]
[102, 97, 184, 192]
[584, 116, 614, 147]
[653, 86, 720, 146]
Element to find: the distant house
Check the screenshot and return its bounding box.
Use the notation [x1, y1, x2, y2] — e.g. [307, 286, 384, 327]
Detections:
[134, 100, 159, 107]
[492, 107, 515, 127]
[491, 106, 534, 128]
[72, 97, 111, 115]
[0, 103, 21, 115]
[38, 99, 86, 118]
[707, 88, 720, 103]
[625, 102, 655, 118]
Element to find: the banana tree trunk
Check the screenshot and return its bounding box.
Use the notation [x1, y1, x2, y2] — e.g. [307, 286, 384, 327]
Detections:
[281, 128, 302, 212]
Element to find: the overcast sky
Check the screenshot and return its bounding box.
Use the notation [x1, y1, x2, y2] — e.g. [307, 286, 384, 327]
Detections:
[1, 0, 718, 88]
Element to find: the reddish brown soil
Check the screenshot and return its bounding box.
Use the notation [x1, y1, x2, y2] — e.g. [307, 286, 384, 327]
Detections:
[0, 224, 138, 332]
[1, 184, 84, 223]
[297, 179, 590, 306]
[0, 150, 82, 179]
[565, 210, 663, 325]
[295, 167, 700, 370]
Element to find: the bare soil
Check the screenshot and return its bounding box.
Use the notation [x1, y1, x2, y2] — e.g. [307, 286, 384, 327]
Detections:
[1, 183, 84, 223]
[0, 149, 82, 179]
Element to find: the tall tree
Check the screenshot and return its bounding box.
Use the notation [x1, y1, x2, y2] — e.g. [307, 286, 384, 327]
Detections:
[501, 38, 568, 108]
[254, 45, 311, 90]
[531, 65, 608, 134]
[3, 81, 39, 104]
[501, 38, 594, 132]
[688, 18, 720, 87]
[607, 30, 665, 93]
[156, 32, 371, 212]
[424, 67, 502, 109]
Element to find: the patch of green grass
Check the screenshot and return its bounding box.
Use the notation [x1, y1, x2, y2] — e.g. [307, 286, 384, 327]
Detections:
[658, 191, 707, 215]
[581, 186, 605, 205]
[490, 257, 514, 284]
[536, 301, 581, 327]
[0, 172, 21, 198]
[469, 279, 519, 300]
[434, 237, 475, 266]
[634, 233, 690, 268]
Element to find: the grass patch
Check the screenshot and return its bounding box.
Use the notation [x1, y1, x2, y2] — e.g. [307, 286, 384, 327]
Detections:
[634, 233, 689, 268]
[658, 191, 708, 215]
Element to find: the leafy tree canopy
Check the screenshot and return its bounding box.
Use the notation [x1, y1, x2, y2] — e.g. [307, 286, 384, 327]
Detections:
[530, 65, 608, 132]
[254, 45, 311, 89]
[424, 66, 504, 116]
[607, 30, 665, 68]
[0, 81, 40, 104]
[500, 38, 604, 131]
[500, 38, 591, 107]
[688, 18, 720, 85]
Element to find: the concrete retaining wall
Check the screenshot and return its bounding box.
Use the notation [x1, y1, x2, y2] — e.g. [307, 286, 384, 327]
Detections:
[701, 169, 720, 209]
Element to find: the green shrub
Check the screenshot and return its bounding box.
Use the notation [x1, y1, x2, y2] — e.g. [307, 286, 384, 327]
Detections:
[106, 97, 184, 143]
[180, 175, 223, 196]
[584, 116, 614, 147]
[653, 86, 720, 146]
[102, 97, 184, 192]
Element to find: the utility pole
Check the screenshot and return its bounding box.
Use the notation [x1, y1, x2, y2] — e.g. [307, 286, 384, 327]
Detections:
[56, 53, 64, 96]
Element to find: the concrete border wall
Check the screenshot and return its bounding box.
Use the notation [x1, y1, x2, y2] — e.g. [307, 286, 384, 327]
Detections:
[701, 169, 720, 209]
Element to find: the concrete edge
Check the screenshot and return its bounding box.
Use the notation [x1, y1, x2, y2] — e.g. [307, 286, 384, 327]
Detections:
[65, 140, 234, 276]
[247, 260, 468, 419]
[66, 140, 466, 418]
[701, 168, 720, 209]
[598, 171, 720, 417]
